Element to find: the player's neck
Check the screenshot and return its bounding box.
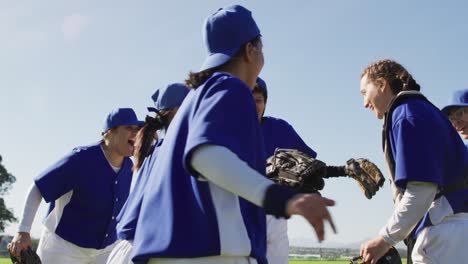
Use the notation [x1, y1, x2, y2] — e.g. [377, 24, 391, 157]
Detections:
[219, 63, 256, 89]
[100, 142, 124, 168]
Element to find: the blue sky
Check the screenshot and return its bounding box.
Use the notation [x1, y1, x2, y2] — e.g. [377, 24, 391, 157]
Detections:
[1, 0, 467, 247]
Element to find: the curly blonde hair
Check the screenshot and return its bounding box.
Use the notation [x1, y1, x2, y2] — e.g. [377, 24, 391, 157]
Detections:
[361, 59, 420, 94]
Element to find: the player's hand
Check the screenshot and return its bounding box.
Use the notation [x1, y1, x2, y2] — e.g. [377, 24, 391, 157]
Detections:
[360, 236, 392, 264]
[8, 232, 33, 261]
[286, 193, 337, 242]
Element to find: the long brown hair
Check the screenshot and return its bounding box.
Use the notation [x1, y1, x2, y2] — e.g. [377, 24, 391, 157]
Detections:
[185, 35, 262, 89]
[132, 110, 171, 171]
[361, 59, 421, 94]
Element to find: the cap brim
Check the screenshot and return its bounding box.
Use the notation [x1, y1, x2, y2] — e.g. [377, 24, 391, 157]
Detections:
[199, 53, 232, 72]
[147, 107, 158, 113]
[199, 47, 239, 72]
[441, 103, 468, 114]
[121, 120, 144, 127]
[103, 120, 144, 133]
[132, 121, 145, 127]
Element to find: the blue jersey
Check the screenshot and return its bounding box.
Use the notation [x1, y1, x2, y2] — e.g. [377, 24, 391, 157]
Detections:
[116, 139, 163, 241]
[132, 73, 267, 264]
[34, 142, 133, 249]
[261, 116, 317, 158]
[388, 98, 468, 235]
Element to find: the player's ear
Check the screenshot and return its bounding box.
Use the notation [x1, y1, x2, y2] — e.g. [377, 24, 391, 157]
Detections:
[375, 77, 390, 93]
[244, 42, 258, 63]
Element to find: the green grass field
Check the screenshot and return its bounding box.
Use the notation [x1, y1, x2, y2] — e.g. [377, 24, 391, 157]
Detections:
[289, 259, 407, 264]
[0, 258, 408, 264]
[290, 260, 352, 264]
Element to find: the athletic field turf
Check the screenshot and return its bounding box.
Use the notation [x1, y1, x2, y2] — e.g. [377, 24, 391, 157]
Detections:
[289, 259, 407, 264]
[0, 258, 409, 263]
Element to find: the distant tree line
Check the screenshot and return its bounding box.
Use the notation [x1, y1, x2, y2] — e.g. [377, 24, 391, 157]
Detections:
[0, 155, 17, 232]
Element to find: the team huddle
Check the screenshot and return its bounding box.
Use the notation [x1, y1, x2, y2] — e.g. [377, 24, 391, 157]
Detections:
[7, 5, 468, 264]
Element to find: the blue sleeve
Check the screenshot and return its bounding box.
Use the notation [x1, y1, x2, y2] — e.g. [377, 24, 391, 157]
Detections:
[282, 121, 317, 158]
[116, 149, 158, 240]
[392, 117, 444, 188]
[184, 78, 259, 175]
[34, 150, 80, 203]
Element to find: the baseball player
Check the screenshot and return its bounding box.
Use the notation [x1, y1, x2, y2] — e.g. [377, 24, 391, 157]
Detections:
[441, 89, 468, 145]
[359, 59, 468, 264]
[253, 77, 318, 264]
[130, 5, 336, 264]
[106, 83, 189, 264]
[8, 108, 143, 264]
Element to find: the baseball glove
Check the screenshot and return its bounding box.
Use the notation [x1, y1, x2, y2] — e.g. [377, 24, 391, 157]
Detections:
[350, 247, 402, 264]
[343, 158, 385, 199]
[266, 149, 385, 199]
[266, 148, 326, 193]
[9, 247, 41, 264]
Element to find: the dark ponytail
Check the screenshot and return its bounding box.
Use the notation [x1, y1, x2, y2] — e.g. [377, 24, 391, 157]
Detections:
[133, 112, 169, 171]
[185, 35, 262, 89]
[185, 67, 220, 89]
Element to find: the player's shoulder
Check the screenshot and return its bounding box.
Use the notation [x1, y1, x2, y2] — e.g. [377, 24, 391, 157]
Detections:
[204, 72, 251, 96]
[262, 116, 293, 128]
[71, 141, 101, 158]
[392, 98, 441, 125]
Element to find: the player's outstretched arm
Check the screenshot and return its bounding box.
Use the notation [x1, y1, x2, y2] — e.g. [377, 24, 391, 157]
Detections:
[190, 144, 337, 241]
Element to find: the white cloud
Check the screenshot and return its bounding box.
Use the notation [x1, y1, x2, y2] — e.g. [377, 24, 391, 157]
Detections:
[62, 14, 89, 42]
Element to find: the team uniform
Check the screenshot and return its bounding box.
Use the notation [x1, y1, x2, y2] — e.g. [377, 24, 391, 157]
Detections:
[106, 139, 163, 264]
[34, 142, 134, 264]
[382, 95, 468, 263]
[261, 116, 317, 264]
[106, 83, 190, 264]
[131, 73, 277, 264]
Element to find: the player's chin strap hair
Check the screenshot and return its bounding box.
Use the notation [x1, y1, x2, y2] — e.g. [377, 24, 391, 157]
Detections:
[133, 111, 169, 171]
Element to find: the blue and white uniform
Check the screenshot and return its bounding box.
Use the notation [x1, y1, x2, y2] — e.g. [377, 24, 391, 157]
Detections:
[382, 97, 468, 263]
[131, 73, 289, 264]
[35, 142, 133, 263]
[117, 140, 163, 241]
[261, 116, 317, 264]
[105, 140, 163, 264]
[106, 83, 190, 264]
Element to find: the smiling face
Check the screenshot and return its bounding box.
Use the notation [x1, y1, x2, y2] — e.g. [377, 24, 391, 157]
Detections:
[447, 107, 468, 139]
[105, 125, 140, 157]
[360, 74, 395, 120]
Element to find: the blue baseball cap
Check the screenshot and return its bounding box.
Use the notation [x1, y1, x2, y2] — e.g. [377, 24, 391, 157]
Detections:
[200, 5, 261, 71]
[441, 89, 468, 115]
[103, 108, 143, 133]
[147, 83, 189, 113]
[256, 77, 268, 101]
